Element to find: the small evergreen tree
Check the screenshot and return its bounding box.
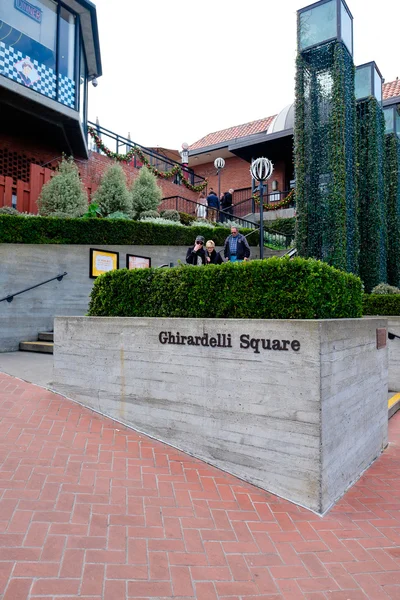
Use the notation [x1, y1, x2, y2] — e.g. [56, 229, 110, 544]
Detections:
[131, 167, 162, 218]
[93, 163, 132, 216]
[37, 157, 87, 217]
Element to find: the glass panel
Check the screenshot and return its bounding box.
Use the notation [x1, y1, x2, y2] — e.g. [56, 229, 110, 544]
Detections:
[374, 67, 382, 103]
[0, 0, 57, 98]
[57, 5, 76, 108]
[340, 1, 352, 55]
[384, 108, 394, 134]
[79, 46, 87, 125]
[58, 7, 75, 80]
[396, 106, 400, 137]
[299, 0, 337, 50]
[355, 65, 371, 100]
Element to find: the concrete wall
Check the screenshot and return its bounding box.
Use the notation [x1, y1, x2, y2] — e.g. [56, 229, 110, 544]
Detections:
[388, 317, 400, 391]
[53, 316, 388, 514]
[0, 244, 206, 352]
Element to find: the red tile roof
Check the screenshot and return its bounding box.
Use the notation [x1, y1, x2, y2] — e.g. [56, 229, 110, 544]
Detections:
[383, 78, 400, 100]
[190, 79, 400, 151]
[189, 115, 276, 151]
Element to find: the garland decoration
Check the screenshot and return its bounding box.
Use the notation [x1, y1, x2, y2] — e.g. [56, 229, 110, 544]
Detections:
[87, 126, 208, 193]
[253, 189, 295, 211]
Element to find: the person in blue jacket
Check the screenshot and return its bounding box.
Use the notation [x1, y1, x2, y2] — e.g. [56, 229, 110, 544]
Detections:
[224, 226, 250, 262]
[206, 188, 220, 222]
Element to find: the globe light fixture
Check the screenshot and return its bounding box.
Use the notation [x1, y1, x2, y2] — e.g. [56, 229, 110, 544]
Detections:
[214, 157, 226, 203]
[250, 158, 274, 260]
[180, 142, 189, 165]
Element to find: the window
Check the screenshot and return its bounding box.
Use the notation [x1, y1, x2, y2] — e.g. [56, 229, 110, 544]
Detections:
[79, 45, 88, 126]
[355, 66, 371, 101]
[0, 0, 57, 71]
[58, 6, 76, 80]
[299, 0, 337, 50]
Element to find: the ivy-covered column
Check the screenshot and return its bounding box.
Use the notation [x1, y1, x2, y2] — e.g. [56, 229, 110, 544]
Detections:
[385, 133, 400, 286]
[356, 98, 386, 291]
[294, 41, 357, 272]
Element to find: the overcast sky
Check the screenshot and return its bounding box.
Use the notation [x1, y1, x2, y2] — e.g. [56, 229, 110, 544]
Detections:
[88, 0, 400, 150]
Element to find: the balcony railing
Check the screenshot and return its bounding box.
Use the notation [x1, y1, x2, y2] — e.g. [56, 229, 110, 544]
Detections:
[87, 121, 206, 188]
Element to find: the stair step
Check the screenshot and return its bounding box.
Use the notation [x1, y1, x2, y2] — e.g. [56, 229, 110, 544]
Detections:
[19, 341, 54, 354]
[38, 332, 54, 342]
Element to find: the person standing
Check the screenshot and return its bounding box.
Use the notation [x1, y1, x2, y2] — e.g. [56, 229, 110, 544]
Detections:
[196, 192, 207, 219]
[206, 188, 220, 222]
[221, 189, 234, 222]
[224, 226, 250, 262]
[186, 235, 207, 265]
[205, 240, 223, 265]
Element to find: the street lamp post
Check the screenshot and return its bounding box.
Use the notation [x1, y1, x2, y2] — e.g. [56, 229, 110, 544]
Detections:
[180, 142, 189, 182]
[250, 158, 274, 260]
[214, 157, 225, 200]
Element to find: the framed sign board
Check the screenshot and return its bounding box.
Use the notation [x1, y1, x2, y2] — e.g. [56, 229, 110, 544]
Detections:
[126, 254, 151, 270]
[90, 248, 119, 278]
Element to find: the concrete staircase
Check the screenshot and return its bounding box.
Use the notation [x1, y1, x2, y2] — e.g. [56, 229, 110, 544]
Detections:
[19, 331, 54, 354]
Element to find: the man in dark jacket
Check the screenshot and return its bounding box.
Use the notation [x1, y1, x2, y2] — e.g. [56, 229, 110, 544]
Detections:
[206, 189, 220, 222]
[186, 235, 207, 265]
[220, 189, 233, 223]
[224, 226, 250, 262]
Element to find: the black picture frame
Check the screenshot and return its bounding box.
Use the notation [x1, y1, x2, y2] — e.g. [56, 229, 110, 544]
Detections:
[89, 248, 119, 278]
[126, 254, 152, 270]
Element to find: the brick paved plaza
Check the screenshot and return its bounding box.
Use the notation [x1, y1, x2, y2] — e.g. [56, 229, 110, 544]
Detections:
[1, 371, 400, 599]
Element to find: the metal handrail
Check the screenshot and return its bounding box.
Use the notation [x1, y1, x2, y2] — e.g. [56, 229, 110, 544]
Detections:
[161, 196, 259, 230]
[0, 272, 68, 303]
[87, 121, 205, 186]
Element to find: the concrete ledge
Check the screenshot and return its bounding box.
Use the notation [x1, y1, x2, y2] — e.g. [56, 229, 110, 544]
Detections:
[389, 393, 400, 419]
[53, 316, 388, 514]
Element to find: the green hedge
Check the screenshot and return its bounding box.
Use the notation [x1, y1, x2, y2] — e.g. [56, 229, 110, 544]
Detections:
[265, 217, 295, 237]
[363, 294, 400, 316]
[0, 214, 257, 246]
[88, 257, 363, 319]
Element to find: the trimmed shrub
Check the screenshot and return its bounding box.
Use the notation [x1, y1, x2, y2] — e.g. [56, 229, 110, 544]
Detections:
[179, 211, 197, 226]
[93, 163, 132, 216]
[140, 210, 160, 219]
[371, 283, 400, 295]
[131, 167, 162, 218]
[190, 220, 215, 228]
[160, 209, 180, 222]
[106, 211, 131, 220]
[0, 206, 19, 215]
[141, 217, 184, 226]
[88, 257, 363, 319]
[0, 214, 257, 246]
[265, 217, 296, 236]
[363, 294, 400, 315]
[37, 157, 87, 217]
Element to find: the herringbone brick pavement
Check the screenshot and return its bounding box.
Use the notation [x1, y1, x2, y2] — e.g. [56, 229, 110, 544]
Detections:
[1, 371, 400, 599]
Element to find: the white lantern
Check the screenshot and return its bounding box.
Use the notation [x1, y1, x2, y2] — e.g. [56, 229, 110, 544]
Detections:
[250, 157, 274, 182]
[214, 157, 225, 170]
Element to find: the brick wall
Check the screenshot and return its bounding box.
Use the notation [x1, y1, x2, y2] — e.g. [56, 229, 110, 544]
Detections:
[0, 134, 199, 203]
[81, 152, 199, 201]
[192, 156, 252, 194]
[192, 155, 288, 196]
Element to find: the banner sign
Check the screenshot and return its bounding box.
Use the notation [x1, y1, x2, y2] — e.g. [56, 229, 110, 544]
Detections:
[14, 0, 42, 24]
